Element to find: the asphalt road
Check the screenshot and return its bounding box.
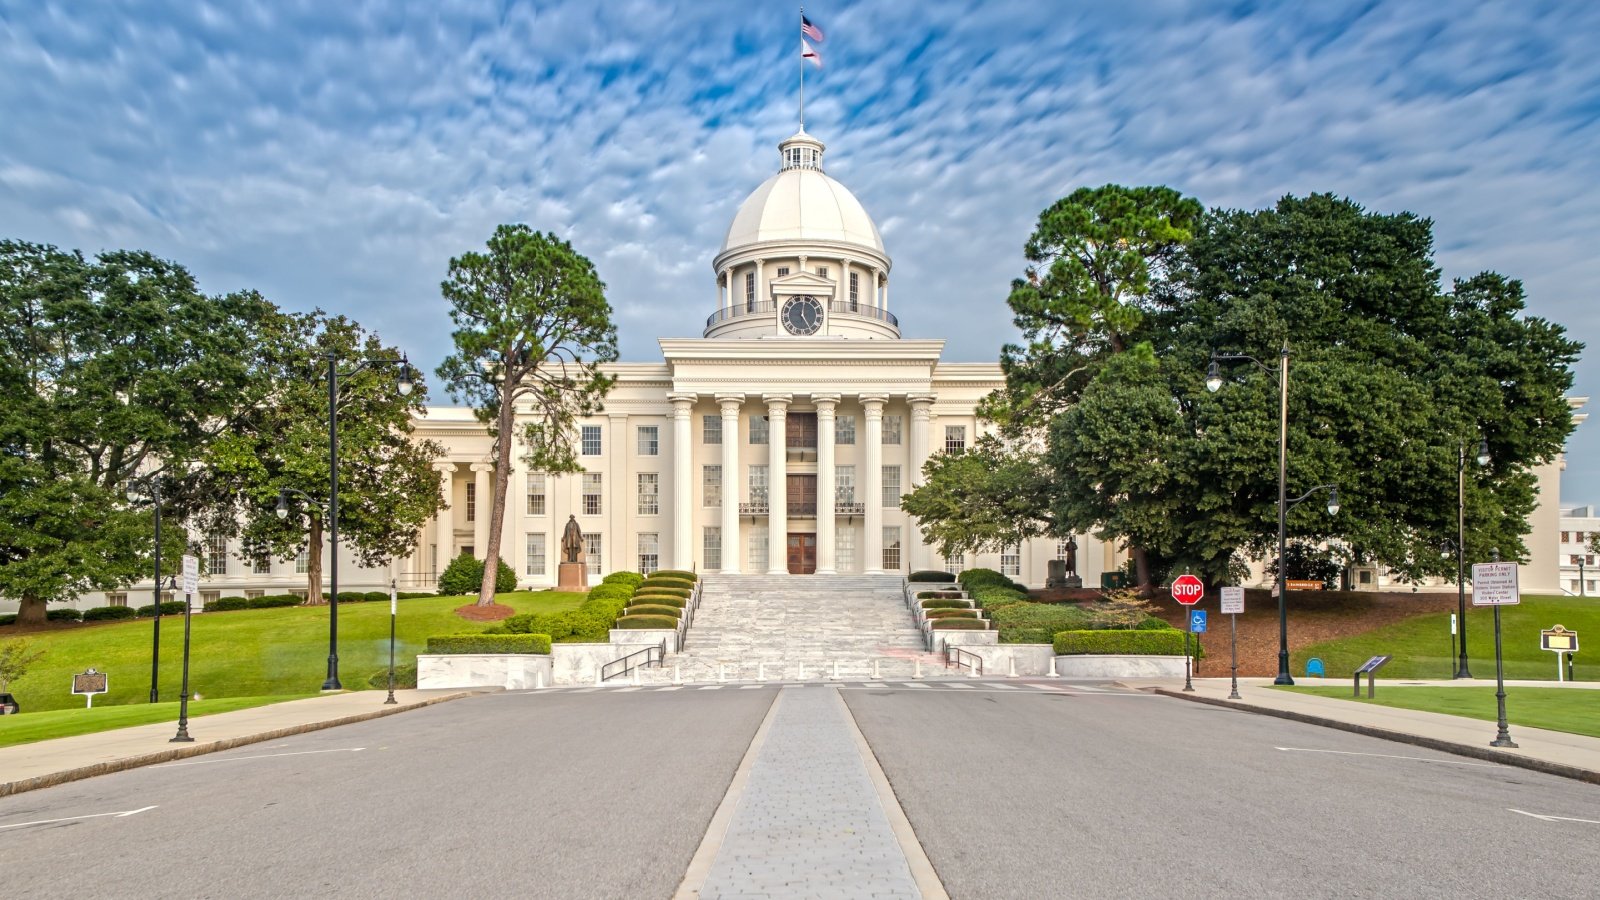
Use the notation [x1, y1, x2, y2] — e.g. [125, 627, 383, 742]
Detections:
[0, 687, 776, 899]
[841, 686, 1600, 899]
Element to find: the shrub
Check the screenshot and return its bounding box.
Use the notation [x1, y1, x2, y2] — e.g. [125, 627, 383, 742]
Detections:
[972, 585, 1028, 612]
[920, 599, 972, 609]
[634, 585, 691, 599]
[602, 571, 645, 588]
[640, 576, 694, 591]
[500, 581, 633, 643]
[958, 567, 1007, 588]
[437, 553, 517, 596]
[587, 584, 636, 602]
[991, 602, 1096, 644]
[924, 608, 978, 619]
[624, 604, 683, 618]
[398, 591, 436, 599]
[1054, 629, 1194, 656]
[614, 614, 680, 630]
[931, 618, 989, 629]
[0, 615, 15, 626]
[628, 594, 685, 608]
[908, 570, 957, 583]
[329, 591, 363, 603]
[367, 663, 418, 690]
[916, 590, 966, 600]
[651, 570, 698, 582]
[1136, 616, 1176, 631]
[83, 605, 139, 621]
[427, 633, 552, 654]
[136, 601, 188, 617]
[47, 608, 83, 622]
[248, 594, 303, 609]
[364, 591, 390, 603]
[206, 596, 250, 612]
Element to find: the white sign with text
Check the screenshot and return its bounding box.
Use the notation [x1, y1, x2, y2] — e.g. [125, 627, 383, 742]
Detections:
[1471, 562, 1520, 606]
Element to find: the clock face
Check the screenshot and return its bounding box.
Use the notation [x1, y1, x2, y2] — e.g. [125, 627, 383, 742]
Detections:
[781, 295, 823, 335]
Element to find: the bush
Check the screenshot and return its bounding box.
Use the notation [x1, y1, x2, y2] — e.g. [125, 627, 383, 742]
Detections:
[614, 614, 680, 630]
[83, 605, 139, 621]
[587, 584, 636, 602]
[909, 570, 957, 583]
[634, 586, 691, 599]
[624, 604, 682, 618]
[330, 591, 364, 603]
[500, 580, 635, 643]
[924, 608, 978, 619]
[47, 608, 83, 622]
[628, 594, 685, 608]
[651, 570, 698, 582]
[916, 590, 966, 600]
[1054, 629, 1195, 656]
[931, 618, 989, 630]
[426, 633, 552, 654]
[367, 663, 418, 690]
[136, 601, 188, 617]
[920, 598, 972, 609]
[602, 571, 645, 588]
[248, 594, 303, 609]
[0, 615, 15, 626]
[958, 567, 1007, 588]
[1136, 616, 1176, 631]
[640, 576, 694, 592]
[205, 596, 250, 612]
[972, 585, 1029, 612]
[363, 591, 390, 603]
[437, 553, 517, 596]
[991, 602, 1096, 644]
[397, 591, 436, 599]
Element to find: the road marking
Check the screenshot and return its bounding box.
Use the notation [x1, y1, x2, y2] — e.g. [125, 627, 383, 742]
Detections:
[1509, 809, 1600, 825]
[945, 682, 976, 689]
[615, 687, 641, 692]
[1, 806, 157, 831]
[858, 682, 888, 688]
[697, 685, 723, 690]
[655, 686, 683, 691]
[990, 683, 1021, 690]
[151, 748, 365, 769]
[1274, 747, 1502, 768]
[894, 682, 932, 689]
[739, 684, 764, 689]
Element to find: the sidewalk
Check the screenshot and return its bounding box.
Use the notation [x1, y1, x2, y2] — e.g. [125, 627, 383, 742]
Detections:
[1145, 676, 1600, 784]
[0, 688, 485, 798]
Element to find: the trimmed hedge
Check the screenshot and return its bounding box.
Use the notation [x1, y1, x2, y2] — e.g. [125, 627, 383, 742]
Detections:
[651, 570, 698, 582]
[972, 586, 1029, 612]
[916, 590, 966, 600]
[931, 618, 989, 630]
[629, 594, 685, 608]
[503, 579, 636, 643]
[614, 614, 680, 630]
[363, 591, 390, 602]
[250, 594, 303, 609]
[1137, 616, 1177, 631]
[587, 584, 636, 602]
[640, 576, 694, 592]
[920, 598, 972, 609]
[924, 608, 979, 619]
[908, 570, 957, 583]
[991, 602, 1096, 645]
[438, 553, 517, 596]
[623, 604, 683, 619]
[1054, 629, 1192, 656]
[47, 608, 83, 622]
[634, 586, 692, 599]
[368, 663, 418, 690]
[136, 601, 188, 617]
[602, 571, 645, 588]
[427, 633, 552, 654]
[83, 605, 139, 621]
[398, 591, 436, 599]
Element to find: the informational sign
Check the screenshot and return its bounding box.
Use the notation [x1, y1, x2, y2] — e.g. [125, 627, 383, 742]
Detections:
[1171, 573, 1204, 606]
[1220, 586, 1245, 615]
[1355, 655, 1392, 674]
[181, 554, 199, 599]
[1286, 579, 1324, 591]
[1471, 562, 1520, 606]
[1542, 626, 1578, 652]
[71, 668, 108, 708]
[1189, 610, 1208, 633]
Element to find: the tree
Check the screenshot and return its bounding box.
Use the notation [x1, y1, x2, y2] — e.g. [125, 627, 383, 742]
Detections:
[437, 226, 617, 605]
[0, 639, 46, 692]
[203, 313, 444, 603]
[901, 434, 1057, 559]
[0, 241, 278, 623]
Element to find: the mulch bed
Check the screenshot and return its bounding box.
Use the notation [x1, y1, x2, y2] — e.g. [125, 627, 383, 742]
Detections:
[453, 603, 516, 622]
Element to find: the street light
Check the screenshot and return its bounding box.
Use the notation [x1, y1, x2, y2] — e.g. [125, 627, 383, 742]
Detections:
[1452, 437, 1490, 679]
[125, 476, 167, 704]
[169, 571, 195, 743]
[1207, 344, 1339, 685]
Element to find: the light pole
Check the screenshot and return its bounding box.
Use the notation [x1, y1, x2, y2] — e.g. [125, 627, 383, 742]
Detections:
[126, 477, 167, 703]
[386, 578, 398, 705]
[1452, 438, 1490, 678]
[1207, 344, 1339, 685]
[170, 572, 195, 743]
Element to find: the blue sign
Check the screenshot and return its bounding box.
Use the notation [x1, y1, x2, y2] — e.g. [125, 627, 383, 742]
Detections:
[1189, 610, 1208, 633]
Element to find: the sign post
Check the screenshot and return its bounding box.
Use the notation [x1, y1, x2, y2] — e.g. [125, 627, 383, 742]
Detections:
[172, 554, 198, 743]
[71, 668, 108, 708]
[1172, 574, 1204, 693]
[1541, 625, 1578, 682]
[1472, 556, 1520, 748]
[1221, 586, 1245, 699]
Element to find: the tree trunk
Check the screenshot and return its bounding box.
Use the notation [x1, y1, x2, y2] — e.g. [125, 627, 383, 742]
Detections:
[15, 595, 47, 626]
[1132, 546, 1153, 591]
[477, 400, 516, 606]
[305, 515, 325, 605]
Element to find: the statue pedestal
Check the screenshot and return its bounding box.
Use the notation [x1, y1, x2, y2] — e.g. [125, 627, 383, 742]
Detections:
[557, 562, 588, 592]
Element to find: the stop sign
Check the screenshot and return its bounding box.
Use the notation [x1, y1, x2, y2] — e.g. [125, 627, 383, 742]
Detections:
[1171, 573, 1204, 606]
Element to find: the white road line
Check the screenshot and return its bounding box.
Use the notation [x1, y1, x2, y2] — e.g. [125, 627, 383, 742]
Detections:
[697, 685, 724, 690]
[1509, 809, 1600, 825]
[895, 682, 932, 689]
[1274, 747, 1502, 768]
[945, 683, 976, 690]
[1, 806, 157, 831]
[151, 748, 365, 769]
[615, 687, 641, 692]
[739, 684, 764, 689]
[858, 682, 888, 689]
[655, 686, 683, 691]
[990, 684, 1021, 690]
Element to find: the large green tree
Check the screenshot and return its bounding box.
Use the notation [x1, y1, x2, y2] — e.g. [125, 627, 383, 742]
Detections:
[898, 434, 1056, 559]
[437, 226, 617, 605]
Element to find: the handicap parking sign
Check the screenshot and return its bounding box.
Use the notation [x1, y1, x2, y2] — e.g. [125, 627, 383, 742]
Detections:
[1189, 610, 1207, 633]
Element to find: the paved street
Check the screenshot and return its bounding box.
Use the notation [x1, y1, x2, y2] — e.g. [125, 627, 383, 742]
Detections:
[3, 682, 1599, 898]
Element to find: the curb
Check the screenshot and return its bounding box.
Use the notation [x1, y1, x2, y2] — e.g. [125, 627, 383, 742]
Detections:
[1151, 688, 1600, 786]
[0, 690, 487, 799]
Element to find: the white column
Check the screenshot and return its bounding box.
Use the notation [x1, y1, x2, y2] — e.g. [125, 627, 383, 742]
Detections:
[841, 258, 853, 309]
[717, 394, 743, 573]
[862, 394, 887, 574]
[872, 267, 883, 309]
[882, 272, 889, 312]
[908, 395, 935, 572]
[470, 463, 493, 556]
[815, 394, 840, 574]
[722, 267, 733, 313]
[608, 412, 628, 574]
[764, 393, 791, 574]
[755, 258, 766, 308]
[433, 463, 457, 581]
[670, 393, 695, 571]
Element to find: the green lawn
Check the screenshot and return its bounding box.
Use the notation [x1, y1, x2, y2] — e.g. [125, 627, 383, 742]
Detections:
[1292, 594, 1600, 682]
[1284, 685, 1600, 739]
[0, 694, 313, 748]
[0, 590, 584, 714]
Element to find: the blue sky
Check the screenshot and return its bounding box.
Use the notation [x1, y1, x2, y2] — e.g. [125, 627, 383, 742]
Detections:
[3, 0, 1598, 502]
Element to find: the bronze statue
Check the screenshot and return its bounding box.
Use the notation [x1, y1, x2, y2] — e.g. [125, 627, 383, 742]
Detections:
[1062, 536, 1078, 577]
[561, 514, 584, 564]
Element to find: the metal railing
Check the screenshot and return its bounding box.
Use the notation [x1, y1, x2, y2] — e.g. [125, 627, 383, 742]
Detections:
[827, 300, 898, 327]
[704, 299, 899, 331]
[678, 580, 703, 651]
[835, 501, 865, 516]
[945, 645, 984, 677]
[705, 301, 778, 330]
[600, 639, 667, 683]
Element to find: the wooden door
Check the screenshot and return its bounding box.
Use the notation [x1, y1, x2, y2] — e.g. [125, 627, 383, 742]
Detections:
[786, 533, 817, 574]
[787, 473, 817, 516]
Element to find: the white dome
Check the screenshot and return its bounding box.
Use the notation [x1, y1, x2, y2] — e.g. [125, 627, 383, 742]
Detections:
[719, 131, 886, 258]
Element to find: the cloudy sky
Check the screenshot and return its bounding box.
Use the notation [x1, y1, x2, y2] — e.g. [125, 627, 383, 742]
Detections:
[3, 0, 1597, 501]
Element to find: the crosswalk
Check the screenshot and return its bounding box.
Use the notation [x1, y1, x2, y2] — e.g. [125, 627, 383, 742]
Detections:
[529, 680, 1145, 696]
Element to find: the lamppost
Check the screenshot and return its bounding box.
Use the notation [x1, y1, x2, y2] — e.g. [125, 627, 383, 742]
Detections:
[170, 571, 195, 743]
[125, 476, 167, 704]
[1451, 438, 1490, 679]
[1206, 344, 1340, 685]
[386, 578, 398, 705]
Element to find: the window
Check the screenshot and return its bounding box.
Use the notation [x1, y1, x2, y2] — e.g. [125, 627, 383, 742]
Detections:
[745, 271, 757, 310]
[526, 534, 546, 576]
[849, 272, 860, 309]
[1001, 545, 1021, 577]
[584, 533, 603, 576]
[750, 415, 768, 445]
[253, 556, 271, 575]
[638, 533, 660, 575]
[883, 527, 902, 571]
[527, 473, 546, 515]
[107, 592, 128, 607]
[749, 465, 769, 504]
[945, 425, 966, 454]
[704, 414, 722, 444]
[295, 548, 310, 574]
[835, 414, 856, 445]
[638, 472, 660, 515]
[1590, 580, 1598, 593]
[245, 590, 263, 600]
[749, 524, 769, 571]
[206, 536, 228, 576]
[290, 589, 308, 600]
[581, 425, 603, 456]
[1591, 555, 1597, 566]
[1563, 531, 1571, 543]
[818, 265, 828, 278]
[465, 482, 477, 522]
[1573, 555, 1585, 566]
[637, 425, 659, 456]
[944, 554, 965, 576]
[787, 411, 818, 450]
[704, 465, 722, 508]
[582, 473, 604, 515]
[882, 465, 901, 507]
[836, 527, 855, 572]
[201, 590, 220, 607]
[776, 266, 790, 277]
[1056, 540, 1074, 560]
[836, 465, 856, 504]
[704, 526, 722, 571]
[883, 414, 902, 445]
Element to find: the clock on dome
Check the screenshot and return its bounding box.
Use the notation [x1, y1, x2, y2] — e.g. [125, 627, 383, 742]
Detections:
[781, 296, 823, 335]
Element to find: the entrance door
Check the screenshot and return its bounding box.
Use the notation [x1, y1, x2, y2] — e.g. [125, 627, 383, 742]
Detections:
[787, 473, 818, 517]
[787, 533, 817, 574]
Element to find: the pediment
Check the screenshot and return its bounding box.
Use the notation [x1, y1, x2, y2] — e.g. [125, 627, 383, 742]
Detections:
[770, 270, 836, 299]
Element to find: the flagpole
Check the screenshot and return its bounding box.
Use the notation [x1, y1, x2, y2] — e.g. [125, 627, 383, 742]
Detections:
[799, 7, 805, 129]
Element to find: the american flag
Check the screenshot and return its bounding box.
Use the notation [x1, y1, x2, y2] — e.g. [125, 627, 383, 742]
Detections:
[802, 38, 822, 68]
[801, 15, 824, 42]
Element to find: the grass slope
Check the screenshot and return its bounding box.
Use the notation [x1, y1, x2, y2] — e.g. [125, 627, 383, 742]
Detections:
[0, 694, 313, 749]
[1285, 685, 1600, 739]
[1291, 594, 1600, 681]
[0, 591, 584, 713]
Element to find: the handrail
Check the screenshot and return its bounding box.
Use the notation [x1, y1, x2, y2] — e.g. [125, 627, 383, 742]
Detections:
[679, 580, 703, 651]
[600, 639, 666, 682]
[705, 301, 778, 330]
[945, 645, 984, 677]
[827, 300, 898, 327]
